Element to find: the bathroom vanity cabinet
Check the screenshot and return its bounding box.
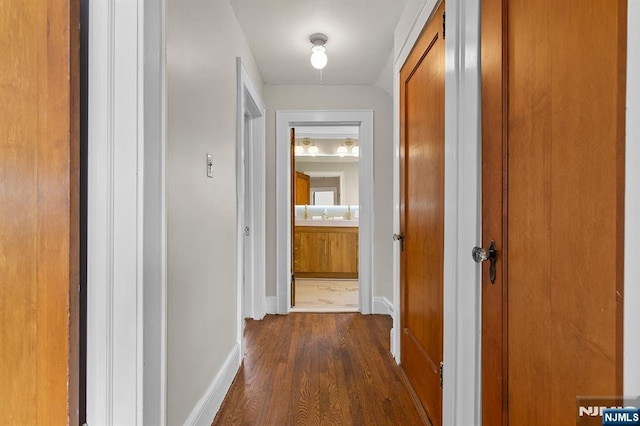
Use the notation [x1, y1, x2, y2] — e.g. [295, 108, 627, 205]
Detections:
[294, 225, 358, 279]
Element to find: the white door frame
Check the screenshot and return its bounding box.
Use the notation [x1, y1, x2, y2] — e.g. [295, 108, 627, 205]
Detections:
[236, 58, 267, 329]
[276, 110, 374, 315]
[87, 0, 149, 423]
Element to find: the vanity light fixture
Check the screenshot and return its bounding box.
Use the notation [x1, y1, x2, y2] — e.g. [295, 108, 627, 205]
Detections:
[301, 138, 317, 156]
[336, 143, 348, 157]
[307, 141, 319, 156]
[344, 138, 359, 157]
[310, 33, 328, 70]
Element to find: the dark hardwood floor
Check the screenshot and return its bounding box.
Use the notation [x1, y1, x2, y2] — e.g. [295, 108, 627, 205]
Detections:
[213, 313, 428, 425]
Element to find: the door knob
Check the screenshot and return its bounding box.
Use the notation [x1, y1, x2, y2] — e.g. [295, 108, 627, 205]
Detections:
[393, 233, 405, 251]
[472, 240, 497, 284]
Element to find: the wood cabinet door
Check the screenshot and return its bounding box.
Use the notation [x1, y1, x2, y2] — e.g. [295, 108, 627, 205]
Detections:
[326, 231, 358, 274]
[297, 229, 328, 273]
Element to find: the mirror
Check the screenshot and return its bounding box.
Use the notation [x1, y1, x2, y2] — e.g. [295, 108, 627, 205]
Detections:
[294, 127, 359, 209]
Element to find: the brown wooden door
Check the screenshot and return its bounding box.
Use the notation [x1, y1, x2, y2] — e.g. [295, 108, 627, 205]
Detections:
[481, 0, 626, 424]
[0, 0, 80, 423]
[399, 2, 445, 424]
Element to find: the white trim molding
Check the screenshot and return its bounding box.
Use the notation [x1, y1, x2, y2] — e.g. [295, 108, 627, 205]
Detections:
[624, 0, 640, 398]
[265, 296, 278, 315]
[183, 344, 241, 426]
[441, 1, 483, 424]
[236, 58, 267, 329]
[373, 297, 394, 315]
[276, 110, 374, 315]
[87, 0, 145, 423]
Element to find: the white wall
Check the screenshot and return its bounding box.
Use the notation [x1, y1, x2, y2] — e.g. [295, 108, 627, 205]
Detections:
[297, 161, 359, 205]
[166, 0, 263, 423]
[264, 85, 394, 302]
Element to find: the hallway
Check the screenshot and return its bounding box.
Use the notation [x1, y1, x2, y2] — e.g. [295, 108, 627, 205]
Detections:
[213, 313, 428, 425]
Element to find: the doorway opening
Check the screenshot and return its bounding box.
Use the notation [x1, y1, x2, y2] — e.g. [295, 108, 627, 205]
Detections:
[291, 126, 360, 312]
[275, 110, 374, 315]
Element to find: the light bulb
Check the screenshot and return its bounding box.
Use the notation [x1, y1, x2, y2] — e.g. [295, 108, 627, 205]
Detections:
[351, 146, 359, 157]
[337, 145, 348, 157]
[295, 144, 304, 155]
[308, 144, 319, 156]
[310, 45, 327, 70]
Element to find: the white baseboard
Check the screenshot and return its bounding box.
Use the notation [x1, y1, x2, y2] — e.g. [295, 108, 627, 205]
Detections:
[265, 296, 277, 314]
[373, 296, 394, 315]
[183, 344, 241, 426]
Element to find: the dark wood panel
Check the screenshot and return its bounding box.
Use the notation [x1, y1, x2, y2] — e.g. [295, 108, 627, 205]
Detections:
[0, 0, 79, 423]
[213, 314, 430, 425]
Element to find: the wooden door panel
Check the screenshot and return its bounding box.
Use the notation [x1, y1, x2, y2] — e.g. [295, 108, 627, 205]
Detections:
[400, 2, 445, 424]
[481, 0, 626, 423]
[0, 0, 79, 423]
[479, 0, 506, 423]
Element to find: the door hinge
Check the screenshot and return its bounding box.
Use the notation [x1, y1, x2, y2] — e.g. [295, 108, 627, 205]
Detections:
[244, 226, 250, 237]
[439, 362, 444, 389]
[442, 11, 446, 40]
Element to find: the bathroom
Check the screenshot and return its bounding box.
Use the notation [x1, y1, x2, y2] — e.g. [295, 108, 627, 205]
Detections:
[292, 127, 360, 311]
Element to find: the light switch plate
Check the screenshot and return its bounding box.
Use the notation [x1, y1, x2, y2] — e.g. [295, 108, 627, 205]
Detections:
[206, 154, 213, 178]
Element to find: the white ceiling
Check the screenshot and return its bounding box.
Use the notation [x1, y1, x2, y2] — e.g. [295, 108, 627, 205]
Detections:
[229, 0, 408, 86]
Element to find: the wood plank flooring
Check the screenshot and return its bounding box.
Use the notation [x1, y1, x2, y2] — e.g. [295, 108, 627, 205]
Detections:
[213, 313, 428, 425]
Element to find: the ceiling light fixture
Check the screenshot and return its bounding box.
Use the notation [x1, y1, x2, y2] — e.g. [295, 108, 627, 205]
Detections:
[310, 33, 328, 70]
